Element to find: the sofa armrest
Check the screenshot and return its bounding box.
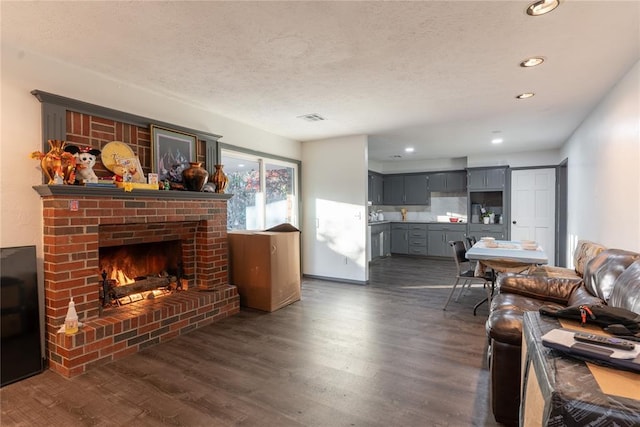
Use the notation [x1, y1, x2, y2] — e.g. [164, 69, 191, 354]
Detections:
[497, 273, 584, 305]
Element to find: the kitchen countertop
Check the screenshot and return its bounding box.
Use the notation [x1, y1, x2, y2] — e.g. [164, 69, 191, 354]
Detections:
[368, 220, 467, 225]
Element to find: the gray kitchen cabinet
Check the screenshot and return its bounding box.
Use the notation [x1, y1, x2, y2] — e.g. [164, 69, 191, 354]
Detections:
[370, 222, 390, 260]
[427, 224, 467, 257]
[404, 175, 430, 204]
[468, 224, 506, 240]
[407, 223, 428, 255]
[390, 223, 409, 254]
[467, 166, 509, 239]
[467, 167, 507, 190]
[383, 175, 405, 205]
[428, 171, 467, 192]
[371, 227, 380, 260]
[368, 172, 384, 205]
[383, 174, 430, 205]
[382, 225, 391, 255]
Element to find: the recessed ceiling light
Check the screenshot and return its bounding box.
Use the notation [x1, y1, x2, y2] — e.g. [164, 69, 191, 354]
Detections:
[526, 0, 559, 16]
[491, 138, 504, 144]
[520, 57, 545, 67]
[238, 164, 245, 168]
[516, 92, 535, 99]
[405, 147, 415, 153]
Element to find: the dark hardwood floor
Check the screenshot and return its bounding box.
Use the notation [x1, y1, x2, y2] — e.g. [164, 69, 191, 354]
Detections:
[1, 256, 501, 426]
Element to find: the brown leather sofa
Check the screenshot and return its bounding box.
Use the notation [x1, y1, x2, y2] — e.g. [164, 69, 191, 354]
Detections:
[485, 247, 640, 426]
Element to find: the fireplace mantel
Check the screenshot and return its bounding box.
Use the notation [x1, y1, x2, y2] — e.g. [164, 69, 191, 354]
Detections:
[33, 184, 233, 201]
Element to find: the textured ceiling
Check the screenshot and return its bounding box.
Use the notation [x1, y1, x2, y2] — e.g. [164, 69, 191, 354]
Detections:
[2, 1, 639, 162]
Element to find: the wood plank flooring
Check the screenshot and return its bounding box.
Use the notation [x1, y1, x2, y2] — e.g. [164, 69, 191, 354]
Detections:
[1, 256, 501, 426]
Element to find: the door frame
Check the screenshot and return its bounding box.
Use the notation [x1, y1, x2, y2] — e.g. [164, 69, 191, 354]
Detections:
[556, 158, 569, 267]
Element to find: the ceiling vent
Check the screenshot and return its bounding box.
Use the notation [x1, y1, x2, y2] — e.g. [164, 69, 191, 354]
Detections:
[297, 113, 326, 122]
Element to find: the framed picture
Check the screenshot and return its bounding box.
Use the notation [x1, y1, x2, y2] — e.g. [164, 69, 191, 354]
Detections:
[151, 125, 198, 182]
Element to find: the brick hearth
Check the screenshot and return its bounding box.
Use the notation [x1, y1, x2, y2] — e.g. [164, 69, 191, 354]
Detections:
[33, 185, 239, 377]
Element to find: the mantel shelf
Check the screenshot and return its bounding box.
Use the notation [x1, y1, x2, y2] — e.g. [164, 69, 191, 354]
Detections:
[32, 185, 233, 201]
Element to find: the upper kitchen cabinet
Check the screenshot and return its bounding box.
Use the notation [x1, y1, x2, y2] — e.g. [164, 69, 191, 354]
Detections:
[404, 174, 430, 204]
[428, 171, 467, 192]
[383, 174, 430, 205]
[467, 166, 510, 240]
[467, 167, 507, 190]
[368, 172, 384, 204]
[383, 175, 405, 205]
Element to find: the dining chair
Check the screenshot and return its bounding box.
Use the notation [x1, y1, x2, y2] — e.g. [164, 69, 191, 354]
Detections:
[443, 240, 492, 311]
[464, 235, 477, 250]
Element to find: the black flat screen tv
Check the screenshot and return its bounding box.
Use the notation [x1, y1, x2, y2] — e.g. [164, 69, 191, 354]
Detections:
[1, 245, 44, 387]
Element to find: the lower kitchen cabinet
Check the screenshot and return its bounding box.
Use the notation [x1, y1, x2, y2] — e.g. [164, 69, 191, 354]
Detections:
[390, 223, 409, 254]
[427, 224, 467, 257]
[407, 223, 428, 255]
[468, 224, 506, 240]
[370, 223, 390, 260]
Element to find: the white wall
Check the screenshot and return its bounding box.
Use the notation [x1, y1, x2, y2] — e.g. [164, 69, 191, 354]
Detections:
[301, 135, 369, 283]
[468, 149, 562, 169]
[372, 149, 562, 174]
[561, 60, 640, 252]
[1, 46, 301, 249]
[378, 157, 467, 174]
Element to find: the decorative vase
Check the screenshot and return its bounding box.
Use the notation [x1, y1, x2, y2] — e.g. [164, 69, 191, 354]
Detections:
[211, 164, 228, 194]
[182, 162, 209, 191]
[31, 139, 76, 185]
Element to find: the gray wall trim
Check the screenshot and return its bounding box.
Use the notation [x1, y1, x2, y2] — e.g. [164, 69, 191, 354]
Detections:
[509, 165, 558, 171]
[31, 89, 223, 145]
[556, 158, 569, 267]
[303, 274, 367, 286]
[33, 184, 233, 200]
[218, 142, 301, 167]
[42, 104, 66, 143]
[219, 141, 303, 237]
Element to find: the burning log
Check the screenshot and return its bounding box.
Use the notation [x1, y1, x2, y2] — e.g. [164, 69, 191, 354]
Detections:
[111, 276, 171, 298]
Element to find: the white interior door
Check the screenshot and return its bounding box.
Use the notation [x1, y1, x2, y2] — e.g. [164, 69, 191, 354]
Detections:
[510, 169, 556, 265]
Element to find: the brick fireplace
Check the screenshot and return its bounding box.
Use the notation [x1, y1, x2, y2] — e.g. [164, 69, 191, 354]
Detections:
[33, 185, 239, 377]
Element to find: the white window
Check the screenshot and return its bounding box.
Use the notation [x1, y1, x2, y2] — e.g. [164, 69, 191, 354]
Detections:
[221, 149, 299, 230]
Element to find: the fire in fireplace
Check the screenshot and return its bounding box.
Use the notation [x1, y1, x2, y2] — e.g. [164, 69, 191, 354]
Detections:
[99, 240, 186, 306]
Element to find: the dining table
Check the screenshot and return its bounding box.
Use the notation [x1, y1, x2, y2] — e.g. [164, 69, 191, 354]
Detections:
[466, 239, 549, 315]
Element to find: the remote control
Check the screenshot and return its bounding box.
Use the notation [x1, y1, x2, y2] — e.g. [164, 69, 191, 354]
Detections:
[573, 332, 636, 351]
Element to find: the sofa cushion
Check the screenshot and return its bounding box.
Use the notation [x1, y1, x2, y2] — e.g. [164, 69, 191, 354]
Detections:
[608, 260, 640, 314]
[529, 240, 606, 279]
[529, 265, 581, 279]
[573, 240, 607, 276]
[497, 273, 583, 305]
[583, 249, 640, 302]
[486, 293, 559, 344]
[566, 285, 606, 307]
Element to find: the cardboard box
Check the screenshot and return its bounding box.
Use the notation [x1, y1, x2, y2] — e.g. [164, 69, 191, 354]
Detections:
[227, 224, 301, 312]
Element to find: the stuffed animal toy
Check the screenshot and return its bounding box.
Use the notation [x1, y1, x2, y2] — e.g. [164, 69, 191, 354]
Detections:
[64, 145, 101, 184]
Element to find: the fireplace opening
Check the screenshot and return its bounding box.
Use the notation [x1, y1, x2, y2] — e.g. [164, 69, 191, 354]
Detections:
[98, 240, 186, 307]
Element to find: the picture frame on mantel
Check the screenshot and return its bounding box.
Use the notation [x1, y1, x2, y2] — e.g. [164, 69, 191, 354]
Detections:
[151, 125, 197, 183]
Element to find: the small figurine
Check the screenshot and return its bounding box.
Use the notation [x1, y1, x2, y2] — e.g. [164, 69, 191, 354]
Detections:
[64, 145, 101, 184]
